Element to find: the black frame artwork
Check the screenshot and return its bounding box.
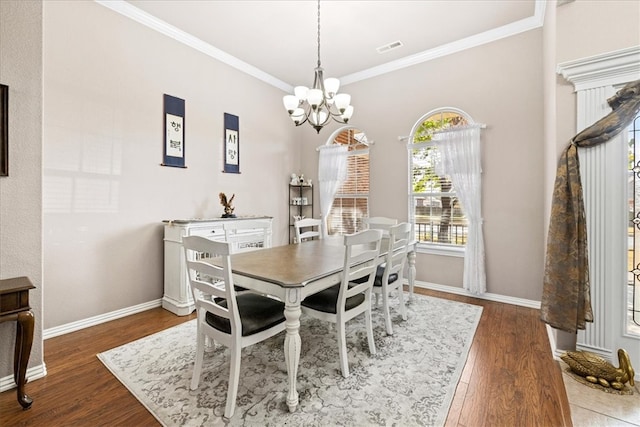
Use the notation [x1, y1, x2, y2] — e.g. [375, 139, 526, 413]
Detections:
[162, 94, 186, 168]
[223, 113, 240, 174]
[0, 84, 7, 177]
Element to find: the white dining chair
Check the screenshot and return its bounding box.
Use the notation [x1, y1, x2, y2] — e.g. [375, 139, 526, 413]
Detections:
[300, 229, 383, 378]
[223, 219, 272, 253]
[294, 218, 323, 243]
[362, 216, 398, 235]
[182, 236, 286, 419]
[372, 222, 412, 335]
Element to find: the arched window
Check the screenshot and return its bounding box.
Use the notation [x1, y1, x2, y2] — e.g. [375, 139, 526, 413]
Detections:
[326, 127, 370, 235]
[408, 108, 473, 254]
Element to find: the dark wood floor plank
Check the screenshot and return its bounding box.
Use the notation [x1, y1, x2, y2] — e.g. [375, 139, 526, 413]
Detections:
[0, 289, 570, 427]
[484, 303, 519, 427]
[456, 302, 497, 426]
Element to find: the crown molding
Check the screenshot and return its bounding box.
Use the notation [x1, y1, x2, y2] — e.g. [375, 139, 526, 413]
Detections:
[340, 0, 547, 86]
[95, 0, 293, 92]
[96, 0, 546, 92]
[557, 46, 640, 92]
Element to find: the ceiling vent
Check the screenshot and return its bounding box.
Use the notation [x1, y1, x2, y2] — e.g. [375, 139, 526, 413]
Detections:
[376, 40, 403, 54]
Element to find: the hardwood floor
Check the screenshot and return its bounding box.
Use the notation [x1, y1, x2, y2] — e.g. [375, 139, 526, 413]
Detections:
[0, 288, 572, 426]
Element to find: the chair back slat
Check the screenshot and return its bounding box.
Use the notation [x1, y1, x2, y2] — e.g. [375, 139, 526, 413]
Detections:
[294, 218, 323, 243]
[342, 229, 383, 300]
[223, 220, 272, 253]
[363, 216, 398, 234]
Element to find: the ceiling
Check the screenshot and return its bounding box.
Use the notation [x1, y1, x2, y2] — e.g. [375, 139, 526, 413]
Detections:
[114, 0, 542, 90]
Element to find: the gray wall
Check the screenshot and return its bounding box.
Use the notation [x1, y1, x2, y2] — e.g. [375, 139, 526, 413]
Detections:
[0, 0, 44, 384]
[41, 0, 300, 328]
[301, 29, 545, 301]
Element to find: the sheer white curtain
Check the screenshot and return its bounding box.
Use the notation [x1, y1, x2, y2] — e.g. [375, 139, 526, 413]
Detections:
[318, 145, 348, 237]
[433, 126, 486, 294]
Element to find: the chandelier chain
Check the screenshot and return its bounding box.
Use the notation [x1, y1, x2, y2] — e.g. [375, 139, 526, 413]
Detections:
[317, 0, 321, 67]
[282, 0, 353, 133]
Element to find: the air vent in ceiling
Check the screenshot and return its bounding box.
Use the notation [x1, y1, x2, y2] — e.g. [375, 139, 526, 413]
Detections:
[376, 40, 403, 54]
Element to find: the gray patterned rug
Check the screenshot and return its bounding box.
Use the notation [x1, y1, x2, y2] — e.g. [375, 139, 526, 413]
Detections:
[98, 294, 482, 426]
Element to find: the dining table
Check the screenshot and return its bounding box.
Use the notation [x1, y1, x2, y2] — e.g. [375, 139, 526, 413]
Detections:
[223, 237, 416, 413]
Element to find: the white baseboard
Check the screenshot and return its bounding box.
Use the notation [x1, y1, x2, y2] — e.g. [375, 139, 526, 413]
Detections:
[1, 300, 162, 393]
[545, 324, 563, 360]
[0, 364, 47, 393]
[413, 280, 541, 309]
[43, 299, 163, 340]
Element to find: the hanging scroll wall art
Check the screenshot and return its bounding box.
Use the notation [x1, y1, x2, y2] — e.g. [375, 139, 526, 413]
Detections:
[223, 113, 240, 174]
[0, 84, 8, 177]
[162, 94, 186, 168]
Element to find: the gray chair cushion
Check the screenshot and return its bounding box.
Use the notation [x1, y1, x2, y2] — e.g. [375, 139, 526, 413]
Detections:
[205, 293, 285, 336]
[301, 284, 365, 314]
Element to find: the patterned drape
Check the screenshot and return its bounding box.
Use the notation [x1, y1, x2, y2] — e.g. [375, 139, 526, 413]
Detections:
[541, 79, 640, 333]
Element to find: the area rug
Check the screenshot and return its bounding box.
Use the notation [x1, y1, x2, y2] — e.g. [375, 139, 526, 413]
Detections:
[97, 294, 482, 426]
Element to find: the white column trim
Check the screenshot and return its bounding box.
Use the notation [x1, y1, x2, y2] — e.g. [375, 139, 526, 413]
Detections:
[557, 46, 640, 92]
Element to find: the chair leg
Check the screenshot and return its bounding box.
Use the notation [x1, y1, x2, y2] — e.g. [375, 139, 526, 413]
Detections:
[398, 282, 408, 321]
[204, 335, 215, 348]
[190, 329, 206, 390]
[336, 321, 350, 378]
[224, 345, 242, 418]
[365, 308, 376, 355]
[382, 286, 393, 336]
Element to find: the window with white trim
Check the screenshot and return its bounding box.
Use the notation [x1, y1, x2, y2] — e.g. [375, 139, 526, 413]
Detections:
[409, 109, 471, 252]
[327, 128, 369, 235]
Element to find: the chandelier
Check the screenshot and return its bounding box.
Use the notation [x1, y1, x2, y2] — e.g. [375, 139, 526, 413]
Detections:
[282, 0, 354, 133]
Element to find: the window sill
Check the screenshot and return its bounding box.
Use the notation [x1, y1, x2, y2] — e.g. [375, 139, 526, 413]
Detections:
[415, 243, 465, 258]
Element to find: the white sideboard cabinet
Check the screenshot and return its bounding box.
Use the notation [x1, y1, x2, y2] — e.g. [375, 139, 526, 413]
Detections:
[162, 217, 273, 315]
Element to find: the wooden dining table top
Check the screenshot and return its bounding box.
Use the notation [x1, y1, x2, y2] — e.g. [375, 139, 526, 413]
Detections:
[228, 239, 348, 288]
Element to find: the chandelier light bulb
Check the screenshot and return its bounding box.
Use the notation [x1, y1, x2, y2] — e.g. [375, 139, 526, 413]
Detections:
[283, 95, 299, 113]
[341, 105, 354, 122]
[307, 89, 323, 108]
[310, 110, 328, 126]
[294, 86, 309, 101]
[323, 78, 340, 97]
[291, 108, 305, 124]
[334, 93, 351, 112]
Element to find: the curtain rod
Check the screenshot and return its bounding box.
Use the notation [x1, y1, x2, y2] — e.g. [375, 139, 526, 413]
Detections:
[398, 123, 487, 142]
[315, 141, 374, 152]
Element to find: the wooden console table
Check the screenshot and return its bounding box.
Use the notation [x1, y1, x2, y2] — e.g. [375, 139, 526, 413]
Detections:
[0, 276, 35, 409]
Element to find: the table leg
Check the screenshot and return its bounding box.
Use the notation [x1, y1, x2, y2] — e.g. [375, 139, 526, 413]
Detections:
[407, 249, 416, 301]
[14, 310, 34, 409]
[283, 288, 301, 412]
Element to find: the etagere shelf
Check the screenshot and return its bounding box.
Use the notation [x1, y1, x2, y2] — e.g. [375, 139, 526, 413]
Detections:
[288, 184, 313, 243]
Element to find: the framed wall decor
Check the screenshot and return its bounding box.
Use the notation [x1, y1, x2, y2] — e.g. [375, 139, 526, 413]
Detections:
[162, 94, 186, 168]
[223, 113, 240, 174]
[1, 84, 8, 177]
